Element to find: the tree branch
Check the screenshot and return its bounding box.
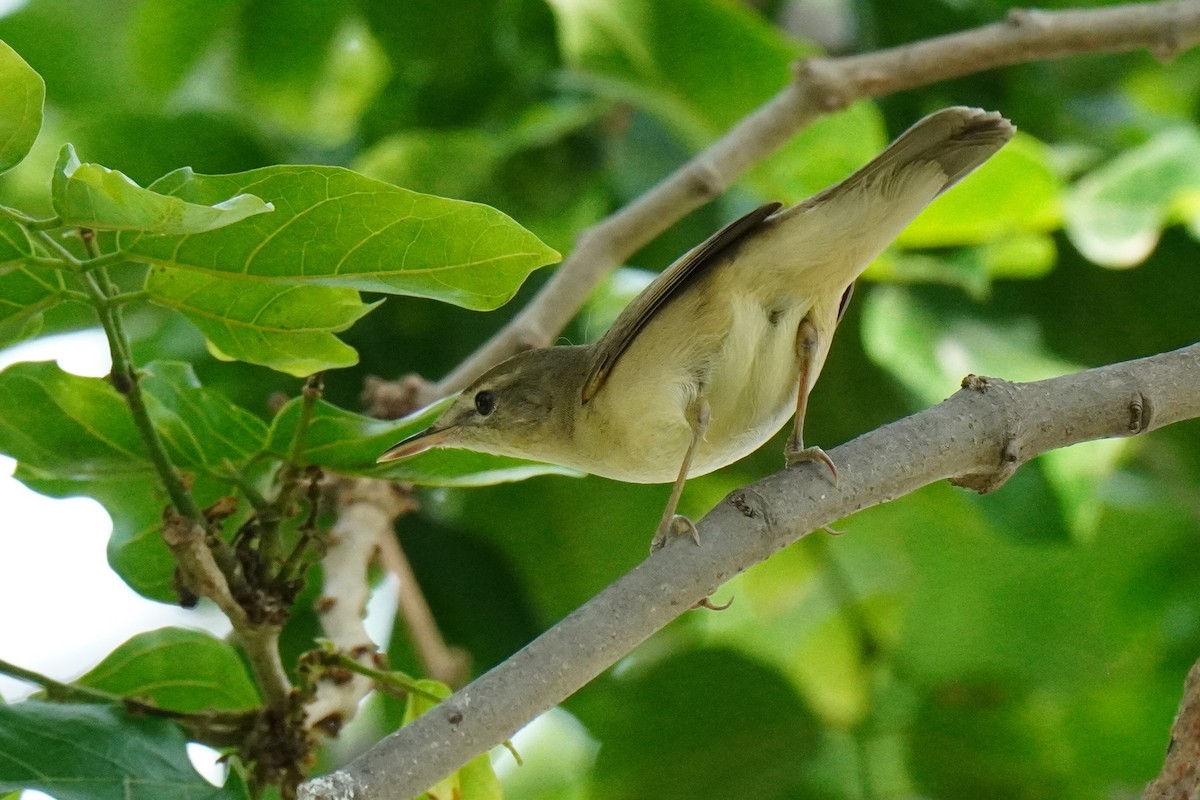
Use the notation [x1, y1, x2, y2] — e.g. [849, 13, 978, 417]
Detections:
[304, 478, 413, 735]
[1143, 655, 1200, 800]
[303, 343, 1200, 799]
[403, 0, 1200, 409]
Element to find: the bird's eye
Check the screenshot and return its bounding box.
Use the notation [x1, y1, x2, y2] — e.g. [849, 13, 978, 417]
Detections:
[474, 390, 496, 417]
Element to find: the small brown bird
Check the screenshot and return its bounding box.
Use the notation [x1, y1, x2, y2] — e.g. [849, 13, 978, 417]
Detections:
[381, 107, 1014, 549]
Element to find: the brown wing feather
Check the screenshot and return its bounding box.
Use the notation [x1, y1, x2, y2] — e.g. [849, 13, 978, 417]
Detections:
[581, 201, 782, 404]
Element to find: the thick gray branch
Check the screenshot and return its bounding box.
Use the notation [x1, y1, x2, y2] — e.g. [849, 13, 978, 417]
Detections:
[304, 343, 1200, 800]
[421, 0, 1200, 405]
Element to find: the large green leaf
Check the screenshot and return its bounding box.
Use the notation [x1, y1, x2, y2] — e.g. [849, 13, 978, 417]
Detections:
[76, 627, 260, 712]
[145, 266, 377, 377]
[52, 144, 274, 233]
[0, 40, 44, 175]
[546, 0, 886, 198]
[0, 361, 265, 600]
[120, 165, 560, 310]
[0, 360, 149, 480]
[1065, 126, 1200, 267]
[0, 700, 246, 800]
[266, 397, 578, 487]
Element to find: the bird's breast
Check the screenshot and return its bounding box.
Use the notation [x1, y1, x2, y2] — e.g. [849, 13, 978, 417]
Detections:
[571, 290, 811, 483]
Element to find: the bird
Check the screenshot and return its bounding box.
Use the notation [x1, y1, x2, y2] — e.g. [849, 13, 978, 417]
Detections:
[379, 106, 1015, 550]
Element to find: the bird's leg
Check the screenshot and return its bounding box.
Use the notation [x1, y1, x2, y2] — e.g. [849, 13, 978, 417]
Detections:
[651, 395, 710, 552]
[786, 317, 838, 484]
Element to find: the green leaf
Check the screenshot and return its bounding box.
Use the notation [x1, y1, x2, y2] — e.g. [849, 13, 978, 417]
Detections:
[0, 700, 245, 800]
[0, 40, 44, 175]
[145, 266, 377, 376]
[266, 397, 578, 487]
[546, 0, 886, 197]
[0, 263, 64, 348]
[1065, 126, 1200, 267]
[0, 361, 263, 600]
[0, 359, 149, 481]
[140, 361, 269, 469]
[897, 133, 1063, 248]
[76, 627, 260, 712]
[403, 680, 502, 800]
[52, 144, 274, 233]
[121, 165, 560, 310]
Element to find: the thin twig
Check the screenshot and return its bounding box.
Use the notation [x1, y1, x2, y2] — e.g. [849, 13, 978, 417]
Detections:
[303, 343, 1200, 799]
[386, 0, 1200, 410]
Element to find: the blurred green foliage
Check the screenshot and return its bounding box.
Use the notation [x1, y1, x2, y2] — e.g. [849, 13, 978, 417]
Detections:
[0, 0, 1198, 798]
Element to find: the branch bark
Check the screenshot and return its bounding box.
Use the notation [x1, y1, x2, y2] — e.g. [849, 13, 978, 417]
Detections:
[405, 0, 1200, 408]
[303, 343, 1200, 799]
[1144, 655, 1200, 800]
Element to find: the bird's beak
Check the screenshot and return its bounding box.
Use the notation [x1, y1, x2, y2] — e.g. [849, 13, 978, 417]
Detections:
[377, 424, 459, 463]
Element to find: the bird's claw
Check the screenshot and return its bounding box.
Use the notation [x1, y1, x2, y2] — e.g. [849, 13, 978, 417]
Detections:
[692, 595, 734, 612]
[651, 514, 699, 553]
[785, 443, 839, 486]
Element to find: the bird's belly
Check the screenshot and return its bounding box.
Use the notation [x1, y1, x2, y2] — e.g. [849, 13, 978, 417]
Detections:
[575, 297, 803, 484]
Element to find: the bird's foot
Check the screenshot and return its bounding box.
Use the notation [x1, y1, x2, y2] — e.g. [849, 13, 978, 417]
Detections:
[692, 595, 733, 612]
[650, 514, 699, 553]
[785, 443, 839, 486]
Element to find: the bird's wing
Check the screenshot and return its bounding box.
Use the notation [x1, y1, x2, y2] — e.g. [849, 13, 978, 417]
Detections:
[581, 201, 781, 404]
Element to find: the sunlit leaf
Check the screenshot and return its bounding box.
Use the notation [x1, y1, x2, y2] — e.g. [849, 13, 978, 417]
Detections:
[1065, 126, 1200, 267]
[121, 165, 560, 310]
[898, 133, 1062, 248]
[547, 0, 885, 198]
[266, 397, 578, 487]
[77, 627, 260, 712]
[0, 39, 44, 175]
[145, 266, 378, 376]
[0, 700, 246, 800]
[52, 144, 274, 233]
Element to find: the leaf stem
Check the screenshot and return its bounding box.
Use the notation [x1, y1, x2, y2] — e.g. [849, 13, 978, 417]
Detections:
[326, 651, 444, 704]
[0, 656, 255, 747]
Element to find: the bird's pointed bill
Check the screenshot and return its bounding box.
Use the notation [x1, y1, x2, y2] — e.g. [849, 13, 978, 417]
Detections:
[377, 425, 458, 462]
